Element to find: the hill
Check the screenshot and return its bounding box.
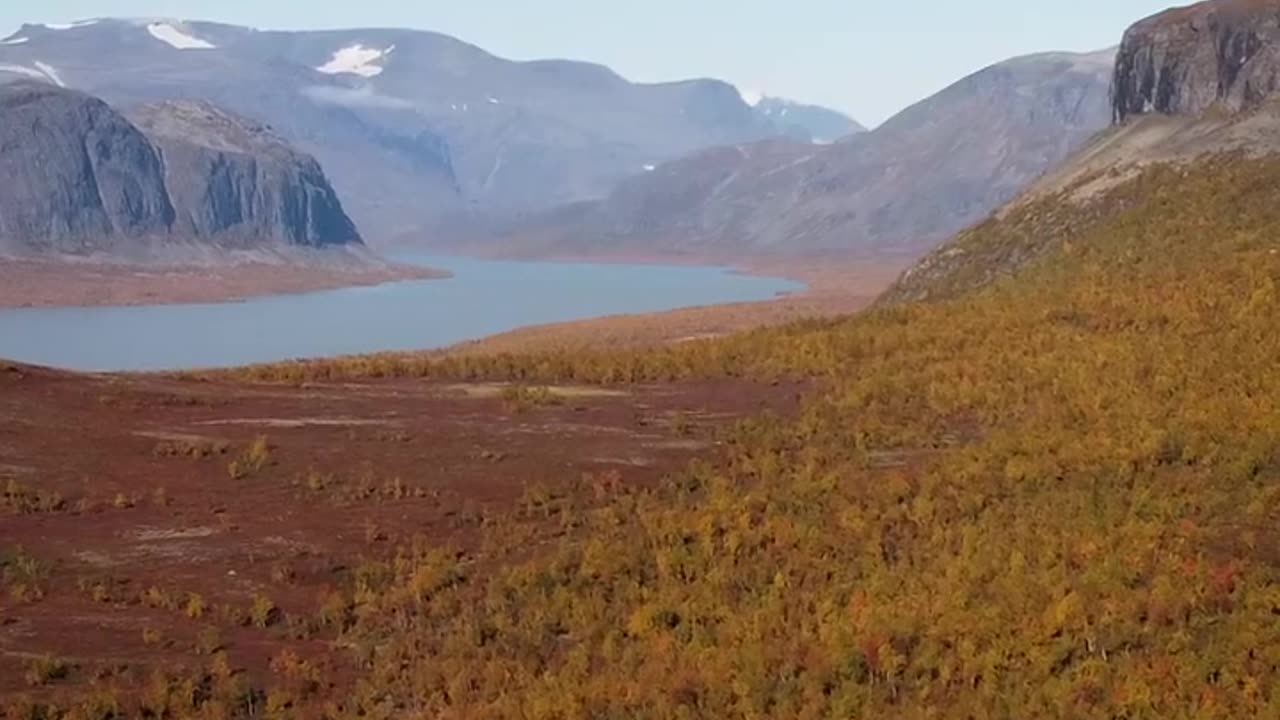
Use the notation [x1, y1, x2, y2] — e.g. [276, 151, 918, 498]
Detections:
[888, 0, 1280, 302]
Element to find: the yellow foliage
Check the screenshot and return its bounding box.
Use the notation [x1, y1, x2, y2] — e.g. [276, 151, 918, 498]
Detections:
[39, 156, 1280, 718]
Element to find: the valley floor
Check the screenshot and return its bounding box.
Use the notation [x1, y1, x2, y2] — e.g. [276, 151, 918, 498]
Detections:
[0, 259, 446, 309]
[0, 254, 902, 708]
[0, 362, 803, 703]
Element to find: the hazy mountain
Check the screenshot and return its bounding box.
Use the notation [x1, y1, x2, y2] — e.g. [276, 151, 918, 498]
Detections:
[888, 0, 1280, 302]
[492, 49, 1115, 259]
[0, 18, 811, 244]
[0, 81, 359, 257]
[749, 94, 865, 142]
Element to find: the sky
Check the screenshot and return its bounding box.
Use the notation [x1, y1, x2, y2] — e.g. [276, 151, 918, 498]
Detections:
[4, 1, 1178, 127]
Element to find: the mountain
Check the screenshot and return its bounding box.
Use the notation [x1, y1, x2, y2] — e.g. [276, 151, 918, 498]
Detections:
[1112, 0, 1280, 122]
[887, 0, 1280, 303]
[0, 81, 360, 257]
[0, 18, 792, 244]
[129, 100, 361, 249]
[749, 94, 865, 142]
[491, 49, 1114, 259]
[0, 81, 174, 254]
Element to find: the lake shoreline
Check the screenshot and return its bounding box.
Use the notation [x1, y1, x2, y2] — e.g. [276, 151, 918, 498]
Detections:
[443, 256, 909, 356]
[0, 257, 806, 372]
[0, 257, 448, 309]
[0, 251, 907, 314]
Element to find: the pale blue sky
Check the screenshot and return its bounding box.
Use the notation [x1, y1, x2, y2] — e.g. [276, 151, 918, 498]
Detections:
[4, 1, 1178, 125]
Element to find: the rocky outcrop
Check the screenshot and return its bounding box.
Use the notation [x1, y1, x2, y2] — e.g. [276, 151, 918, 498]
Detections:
[0, 81, 361, 256]
[1113, 0, 1280, 122]
[129, 101, 360, 248]
[0, 81, 174, 252]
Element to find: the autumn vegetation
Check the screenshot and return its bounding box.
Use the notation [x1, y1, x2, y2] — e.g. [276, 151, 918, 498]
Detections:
[7, 156, 1280, 717]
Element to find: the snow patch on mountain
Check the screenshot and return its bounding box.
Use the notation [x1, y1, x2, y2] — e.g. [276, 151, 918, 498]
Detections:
[1, 37, 28, 45]
[42, 20, 100, 31]
[316, 44, 394, 78]
[737, 87, 764, 107]
[33, 62, 65, 87]
[147, 22, 217, 50]
[0, 64, 47, 81]
[0, 62, 65, 87]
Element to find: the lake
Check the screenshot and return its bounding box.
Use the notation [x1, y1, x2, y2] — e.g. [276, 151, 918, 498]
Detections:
[0, 255, 803, 372]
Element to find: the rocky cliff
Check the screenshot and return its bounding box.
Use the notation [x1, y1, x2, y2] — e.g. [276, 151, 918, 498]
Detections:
[0, 81, 361, 257]
[1113, 0, 1280, 122]
[129, 101, 360, 248]
[0, 81, 174, 253]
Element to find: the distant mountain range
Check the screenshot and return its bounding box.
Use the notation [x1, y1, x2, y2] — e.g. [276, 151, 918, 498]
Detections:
[0, 17, 1139, 268]
[0, 81, 360, 258]
[0, 18, 860, 246]
[488, 49, 1116, 259]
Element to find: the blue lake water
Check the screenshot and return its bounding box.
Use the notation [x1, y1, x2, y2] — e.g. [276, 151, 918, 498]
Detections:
[0, 255, 803, 372]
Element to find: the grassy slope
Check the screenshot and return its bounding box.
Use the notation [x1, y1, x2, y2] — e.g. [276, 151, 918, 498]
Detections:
[15, 157, 1280, 718]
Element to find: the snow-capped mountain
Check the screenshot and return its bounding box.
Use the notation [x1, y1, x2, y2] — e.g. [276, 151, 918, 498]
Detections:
[0, 18, 821, 244]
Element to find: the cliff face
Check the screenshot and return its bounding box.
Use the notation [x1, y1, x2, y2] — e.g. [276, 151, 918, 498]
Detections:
[129, 101, 361, 248]
[1113, 0, 1280, 122]
[0, 81, 361, 256]
[0, 82, 174, 252]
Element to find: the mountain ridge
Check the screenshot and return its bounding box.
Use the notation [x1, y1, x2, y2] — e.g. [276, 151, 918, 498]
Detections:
[483, 48, 1114, 259]
[0, 18, 856, 244]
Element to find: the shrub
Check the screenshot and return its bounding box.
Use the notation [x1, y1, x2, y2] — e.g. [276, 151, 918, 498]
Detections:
[195, 626, 223, 656]
[249, 594, 279, 629]
[2, 547, 49, 602]
[501, 385, 562, 413]
[229, 436, 274, 479]
[24, 655, 69, 686]
[141, 627, 164, 647]
[185, 593, 208, 619]
[2, 478, 66, 514]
